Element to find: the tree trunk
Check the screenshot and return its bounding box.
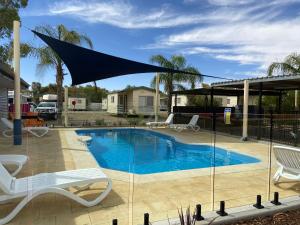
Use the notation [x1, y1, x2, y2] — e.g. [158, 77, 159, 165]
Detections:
[167, 74, 174, 114]
[93, 81, 98, 93]
[56, 64, 64, 114]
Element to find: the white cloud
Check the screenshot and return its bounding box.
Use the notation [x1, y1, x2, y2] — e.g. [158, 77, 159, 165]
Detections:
[29, 0, 300, 72]
[207, 0, 254, 6]
[47, 0, 213, 29]
[145, 0, 300, 70]
[43, 0, 281, 29]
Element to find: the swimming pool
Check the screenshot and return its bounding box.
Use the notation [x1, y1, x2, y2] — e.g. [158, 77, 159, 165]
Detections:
[76, 129, 260, 174]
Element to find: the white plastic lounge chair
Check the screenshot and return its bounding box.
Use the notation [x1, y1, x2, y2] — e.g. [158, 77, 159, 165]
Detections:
[146, 113, 174, 128]
[0, 155, 28, 176]
[170, 115, 200, 132]
[273, 145, 300, 184]
[0, 163, 112, 225]
[1, 118, 49, 138]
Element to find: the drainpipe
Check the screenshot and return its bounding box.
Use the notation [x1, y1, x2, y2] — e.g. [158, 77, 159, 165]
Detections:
[242, 80, 249, 141]
[13, 20, 21, 145]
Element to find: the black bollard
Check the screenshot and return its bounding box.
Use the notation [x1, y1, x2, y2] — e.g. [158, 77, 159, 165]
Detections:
[216, 201, 228, 216]
[271, 192, 281, 205]
[253, 195, 264, 209]
[195, 204, 204, 221]
[112, 219, 118, 225]
[144, 213, 149, 225]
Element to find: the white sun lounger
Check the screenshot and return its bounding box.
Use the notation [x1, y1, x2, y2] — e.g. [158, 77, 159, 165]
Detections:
[273, 145, 300, 184]
[146, 113, 174, 128]
[170, 115, 200, 132]
[0, 155, 28, 176]
[1, 118, 49, 138]
[0, 163, 112, 225]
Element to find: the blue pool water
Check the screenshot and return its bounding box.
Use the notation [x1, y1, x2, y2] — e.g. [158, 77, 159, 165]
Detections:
[76, 129, 260, 174]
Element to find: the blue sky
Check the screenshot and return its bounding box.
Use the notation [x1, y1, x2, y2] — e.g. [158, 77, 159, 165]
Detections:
[18, 0, 300, 91]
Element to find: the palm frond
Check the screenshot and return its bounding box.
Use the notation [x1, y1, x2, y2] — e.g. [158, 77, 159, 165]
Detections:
[171, 55, 186, 70]
[268, 62, 298, 76]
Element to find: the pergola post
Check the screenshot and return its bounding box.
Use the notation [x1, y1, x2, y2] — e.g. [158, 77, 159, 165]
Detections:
[155, 73, 160, 122]
[295, 90, 298, 111]
[13, 20, 21, 145]
[257, 82, 263, 140]
[278, 91, 282, 113]
[205, 95, 208, 112]
[242, 80, 249, 141]
[210, 87, 214, 113]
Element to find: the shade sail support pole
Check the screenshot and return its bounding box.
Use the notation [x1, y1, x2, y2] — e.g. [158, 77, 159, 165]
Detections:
[242, 80, 249, 141]
[155, 73, 160, 122]
[13, 20, 21, 145]
[64, 87, 68, 127]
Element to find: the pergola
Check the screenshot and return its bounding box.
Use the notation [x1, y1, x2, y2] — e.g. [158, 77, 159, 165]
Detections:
[172, 74, 300, 140]
[171, 87, 282, 111]
[213, 75, 300, 140]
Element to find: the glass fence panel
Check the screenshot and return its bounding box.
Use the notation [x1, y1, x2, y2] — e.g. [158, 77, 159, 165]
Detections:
[73, 128, 132, 225]
[270, 114, 300, 202]
[213, 113, 271, 211]
[131, 113, 214, 224]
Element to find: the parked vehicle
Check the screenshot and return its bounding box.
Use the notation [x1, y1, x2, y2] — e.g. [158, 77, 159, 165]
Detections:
[35, 102, 58, 120]
[42, 94, 57, 101]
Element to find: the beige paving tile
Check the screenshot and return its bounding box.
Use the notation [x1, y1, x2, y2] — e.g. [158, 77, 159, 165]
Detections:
[1, 128, 299, 225]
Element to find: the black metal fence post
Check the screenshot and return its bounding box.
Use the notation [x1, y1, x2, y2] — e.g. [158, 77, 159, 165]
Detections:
[195, 204, 204, 221]
[144, 213, 149, 225]
[267, 111, 273, 201]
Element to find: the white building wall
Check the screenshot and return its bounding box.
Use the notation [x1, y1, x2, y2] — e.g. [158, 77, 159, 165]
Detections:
[101, 98, 108, 110]
[107, 93, 119, 114]
[132, 89, 156, 115]
[0, 88, 8, 119]
[172, 95, 188, 107]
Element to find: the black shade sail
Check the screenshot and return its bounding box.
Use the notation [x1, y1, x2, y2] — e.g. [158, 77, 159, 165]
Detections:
[33, 31, 228, 86]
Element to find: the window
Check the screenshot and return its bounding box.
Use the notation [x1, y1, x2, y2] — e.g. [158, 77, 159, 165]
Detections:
[176, 98, 181, 104]
[139, 96, 154, 107]
[111, 96, 114, 103]
[227, 99, 231, 105]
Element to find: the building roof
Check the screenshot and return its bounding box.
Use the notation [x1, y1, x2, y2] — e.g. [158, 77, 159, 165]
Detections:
[211, 74, 300, 91]
[171, 87, 282, 96]
[109, 86, 166, 95]
[0, 62, 29, 89]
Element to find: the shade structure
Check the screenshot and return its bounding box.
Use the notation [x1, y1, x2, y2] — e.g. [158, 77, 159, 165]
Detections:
[32, 31, 228, 86]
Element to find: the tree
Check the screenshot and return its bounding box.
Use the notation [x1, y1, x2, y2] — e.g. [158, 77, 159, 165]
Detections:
[267, 53, 300, 111]
[32, 24, 93, 113]
[150, 55, 202, 113]
[0, 0, 31, 63]
[31, 82, 41, 103]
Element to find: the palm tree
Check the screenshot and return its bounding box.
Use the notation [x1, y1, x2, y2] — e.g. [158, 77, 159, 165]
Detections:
[32, 24, 93, 113]
[268, 53, 300, 76]
[150, 55, 202, 113]
[268, 53, 300, 110]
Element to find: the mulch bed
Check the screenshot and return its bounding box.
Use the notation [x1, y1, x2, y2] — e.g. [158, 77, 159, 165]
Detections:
[231, 209, 300, 225]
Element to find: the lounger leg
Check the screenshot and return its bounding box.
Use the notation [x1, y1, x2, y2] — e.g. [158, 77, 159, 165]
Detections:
[27, 129, 48, 138]
[2, 130, 12, 138]
[0, 179, 112, 225]
[10, 163, 23, 177]
[273, 167, 282, 184]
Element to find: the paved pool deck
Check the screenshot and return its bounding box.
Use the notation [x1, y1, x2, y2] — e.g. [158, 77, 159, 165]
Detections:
[0, 127, 300, 225]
